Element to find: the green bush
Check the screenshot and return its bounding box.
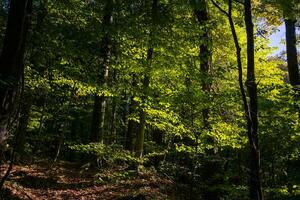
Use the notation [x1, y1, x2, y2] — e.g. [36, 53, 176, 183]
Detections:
[68, 143, 140, 167]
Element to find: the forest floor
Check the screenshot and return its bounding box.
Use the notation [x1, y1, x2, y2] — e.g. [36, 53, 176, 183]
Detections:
[0, 160, 174, 200]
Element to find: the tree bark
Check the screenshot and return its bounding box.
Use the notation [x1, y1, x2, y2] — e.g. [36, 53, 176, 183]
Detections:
[135, 0, 158, 158]
[194, 1, 212, 129]
[244, 0, 263, 199]
[90, 0, 114, 143]
[125, 84, 138, 152]
[285, 19, 300, 87]
[0, 0, 32, 184]
[0, 0, 32, 145]
[212, 0, 250, 191]
[135, 48, 152, 158]
[110, 98, 117, 143]
[285, 19, 299, 118]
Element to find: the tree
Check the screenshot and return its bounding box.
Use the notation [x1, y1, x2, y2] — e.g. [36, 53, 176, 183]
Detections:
[211, 0, 263, 198]
[194, 0, 212, 129]
[0, 0, 32, 144]
[285, 19, 300, 87]
[125, 76, 138, 151]
[135, 0, 158, 159]
[90, 0, 114, 143]
[244, 0, 263, 199]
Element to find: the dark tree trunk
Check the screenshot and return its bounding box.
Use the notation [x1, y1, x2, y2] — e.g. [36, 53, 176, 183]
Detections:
[135, 104, 147, 158]
[285, 19, 299, 119]
[0, 0, 32, 144]
[91, 95, 101, 142]
[0, 0, 32, 186]
[90, 0, 114, 143]
[126, 119, 135, 151]
[152, 128, 163, 145]
[226, 0, 248, 188]
[108, 69, 118, 144]
[244, 0, 263, 199]
[125, 74, 138, 151]
[125, 95, 137, 151]
[285, 20, 300, 87]
[194, 2, 222, 199]
[110, 98, 117, 143]
[194, 1, 212, 129]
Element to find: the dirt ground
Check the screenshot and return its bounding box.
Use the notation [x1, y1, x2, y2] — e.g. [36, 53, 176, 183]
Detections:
[0, 161, 173, 200]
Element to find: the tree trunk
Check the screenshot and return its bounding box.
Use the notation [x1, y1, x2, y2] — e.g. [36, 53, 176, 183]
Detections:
[125, 95, 137, 151]
[194, 1, 212, 129]
[135, 104, 147, 158]
[91, 95, 101, 142]
[125, 74, 138, 151]
[0, 0, 32, 184]
[244, 0, 263, 199]
[134, 0, 158, 159]
[152, 128, 163, 145]
[285, 21, 299, 87]
[0, 0, 32, 145]
[135, 50, 152, 158]
[90, 0, 114, 143]
[285, 19, 299, 118]
[110, 98, 117, 143]
[194, 2, 222, 199]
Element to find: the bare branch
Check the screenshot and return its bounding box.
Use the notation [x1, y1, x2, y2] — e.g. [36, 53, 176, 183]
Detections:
[210, 0, 229, 16]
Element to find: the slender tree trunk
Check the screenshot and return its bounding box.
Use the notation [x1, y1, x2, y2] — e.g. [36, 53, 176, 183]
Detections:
[212, 0, 250, 190]
[125, 118, 135, 151]
[53, 82, 76, 164]
[108, 69, 118, 144]
[194, 2, 222, 199]
[90, 0, 114, 143]
[0, 0, 32, 145]
[194, 1, 212, 129]
[91, 95, 101, 142]
[285, 19, 299, 118]
[244, 0, 263, 199]
[285, 20, 299, 87]
[134, 0, 158, 159]
[135, 103, 147, 158]
[53, 127, 64, 164]
[110, 98, 117, 143]
[125, 95, 137, 151]
[125, 74, 138, 151]
[135, 49, 152, 158]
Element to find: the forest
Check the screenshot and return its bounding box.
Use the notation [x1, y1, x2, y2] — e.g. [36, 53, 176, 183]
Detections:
[0, 0, 299, 199]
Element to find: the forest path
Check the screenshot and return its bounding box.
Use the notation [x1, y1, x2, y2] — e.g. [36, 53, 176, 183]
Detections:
[0, 160, 173, 200]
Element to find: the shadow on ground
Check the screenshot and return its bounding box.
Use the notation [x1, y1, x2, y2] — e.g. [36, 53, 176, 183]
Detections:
[0, 188, 22, 200]
[16, 175, 94, 190]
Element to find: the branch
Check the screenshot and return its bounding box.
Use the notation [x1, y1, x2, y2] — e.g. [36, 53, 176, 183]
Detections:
[210, 0, 229, 16]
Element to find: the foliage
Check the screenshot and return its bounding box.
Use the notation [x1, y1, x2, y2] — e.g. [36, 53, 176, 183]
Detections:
[69, 143, 140, 167]
[0, 0, 299, 199]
